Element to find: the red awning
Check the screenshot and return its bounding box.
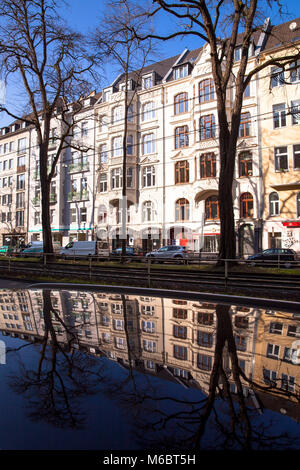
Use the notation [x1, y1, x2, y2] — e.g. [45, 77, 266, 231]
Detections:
[282, 222, 300, 227]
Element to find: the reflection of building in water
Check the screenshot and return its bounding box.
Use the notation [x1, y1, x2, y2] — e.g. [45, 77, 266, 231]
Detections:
[0, 288, 299, 414]
[253, 309, 300, 402]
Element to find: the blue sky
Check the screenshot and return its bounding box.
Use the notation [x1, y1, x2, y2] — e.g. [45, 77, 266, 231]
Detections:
[1, 0, 300, 126]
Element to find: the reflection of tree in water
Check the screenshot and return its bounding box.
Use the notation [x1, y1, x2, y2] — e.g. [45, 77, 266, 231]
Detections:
[8, 290, 104, 429]
[102, 304, 299, 451]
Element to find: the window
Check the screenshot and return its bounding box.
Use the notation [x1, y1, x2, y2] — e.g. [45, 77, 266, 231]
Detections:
[235, 316, 249, 329]
[126, 167, 133, 188]
[175, 126, 189, 148]
[197, 312, 214, 325]
[273, 103, 286, 128]
[293, 145, 300, 169]
[173, 308, 187, 319]
[200, 115, 216, 140]
[112, 136, 122, 157]
[287, 324, 300, 337]
[16, 211, 24, 227]
[70, 208, 76, 223]
[271, 67, 284, 87]
[81, 122, 88, 137]
[113, 319, 124, 331]
[281, 374, 295, 392]
[127, 135, 134, 155]
[266, 343, 280, 359]
[143, 339, 156, 352]
[142, 102, 155, 121]
[17, 138, 26, 153]
[263, 369, 278, 386]
[290, 60, 300, 83]
[240, 192, 253, 218]
[199, 79, 215, 103]
[283, 347, 297, 363]
[175, 198, 189, 221]
[197, 331, 213, 348]
[205, 196, 219, 220]
[142, 166, 155, 187]
[142, 320, 155, 333]
[143, 76, 153, 89]
[142, 201, 154, 222]
[111, 168, 122, 189]
[112, 106, 123, 124]
[174, 93, 188, 114]
[80, 207, 87, 223]
[143, 133, 155, 154]
[235, 335, 247, 351]
[17, 174, 25, 190]
[200, 153, 216, 178]
[9, 159, 13, 170]
[175, 160, 189, 184]
[16, 192, 25, 208]
[234, 46, 242, 61]
[269, 192, 280, 216]
[127, 105, 134, 123]
[291, 100, 300, 125]
[99, 115, 109, 132]
[99, 173, 107, 193]
[197, 354, 212, 371]
[34, 211, 41, 225]
[174, 65, 188, 79]
[173, 345, 187, 360]
[239, 112, 251, 137]
[173, 325, 187, 339]
[239, 152, 252, 177]
[99, 144, 108, 163]
[269, 322, 283, 335]
[275, 146, 288, 171]
[244, 83, 250, 98]
[98, 205, 107, 223]
[115, 337, 126, 350]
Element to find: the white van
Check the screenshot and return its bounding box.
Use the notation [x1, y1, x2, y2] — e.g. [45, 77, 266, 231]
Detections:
[60, 241, 97, 258]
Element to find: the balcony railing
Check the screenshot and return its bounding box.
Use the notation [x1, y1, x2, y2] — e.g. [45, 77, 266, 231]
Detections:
[67, 190, 89, 202]
[68, 162, 89, 173]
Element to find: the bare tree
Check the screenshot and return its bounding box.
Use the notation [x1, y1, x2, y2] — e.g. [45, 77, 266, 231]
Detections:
[94, 0, 154, 261]
[132, 0, 300, 264]
[0, 0, 98, 255]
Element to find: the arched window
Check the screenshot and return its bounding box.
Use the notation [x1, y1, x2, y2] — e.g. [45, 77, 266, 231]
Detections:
[239, 112, 251, 137]
[200, 153, 216, 178]
[112, 136, 122, 157]
[199, 79, 215, 103]
[112, 106, 123, 124]
[200, 114, 216, 140]
[175, 198, 190, 221]
[175, 126, 189, 148]
[174, 93, 188, 114]
[142, 201, 154, 222]
[269, 192, 280, 216]
[205, 196, 219, 220]
[297, 193, 300, 217]
[240, 192, 254, 218]
[142, 102, 155, 121]
[175, 160, 189, 184]
[238, 152, 252, 177]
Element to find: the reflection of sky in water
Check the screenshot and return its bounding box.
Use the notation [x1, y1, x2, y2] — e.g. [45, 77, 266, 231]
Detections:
[0, 288, 299, 451]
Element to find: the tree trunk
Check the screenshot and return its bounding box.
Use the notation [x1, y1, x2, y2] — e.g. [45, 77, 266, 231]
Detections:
[40, 142, 53, 256]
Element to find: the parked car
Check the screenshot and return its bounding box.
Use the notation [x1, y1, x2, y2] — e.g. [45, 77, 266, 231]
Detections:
[110, 247, 144, 260]
[20, 241, 44, 257]
[60, 241, 97, 258]
[247, 248, 298, 268]
[145, 245, 192, 262]
[0, 245, 14, 255]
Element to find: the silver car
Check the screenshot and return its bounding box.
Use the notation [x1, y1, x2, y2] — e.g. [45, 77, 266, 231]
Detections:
[145, 245, 191, 262]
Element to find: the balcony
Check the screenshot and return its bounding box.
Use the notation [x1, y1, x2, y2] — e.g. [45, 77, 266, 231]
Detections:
[68, 162, 89, 173]
[32, 196, 41, 206]
[17, 165, 26, 173]
[50, 192, 57, 204]
[68, 190, 89, 202]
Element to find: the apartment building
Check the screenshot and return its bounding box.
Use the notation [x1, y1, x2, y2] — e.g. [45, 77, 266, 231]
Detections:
[259, 19, 300, 253]
[0, 18, 299, 254]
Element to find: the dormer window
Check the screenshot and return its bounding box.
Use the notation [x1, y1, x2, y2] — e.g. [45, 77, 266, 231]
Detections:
[143, 75, 153, 89]
[234, 46, 242, 62]
[120, 79, 134, 91]
[102, 88, 112, 102]
[174, 65, 188, 80]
